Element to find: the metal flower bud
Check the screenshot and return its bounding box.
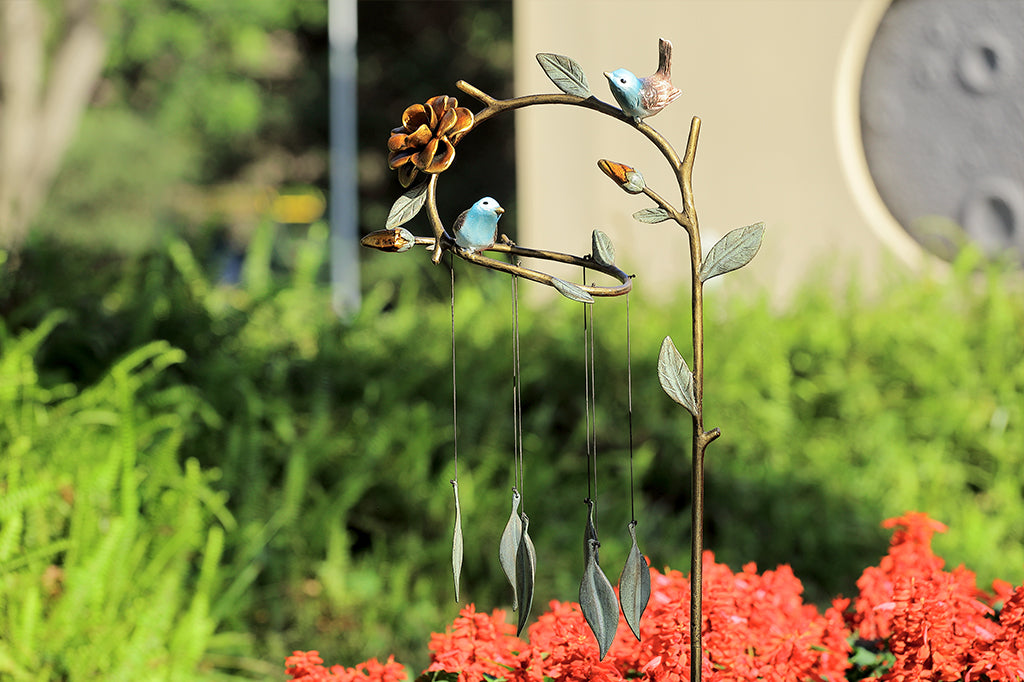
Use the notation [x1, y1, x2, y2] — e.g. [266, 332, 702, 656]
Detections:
[597, 159, 646, 194]
[360, 227, 417, 253]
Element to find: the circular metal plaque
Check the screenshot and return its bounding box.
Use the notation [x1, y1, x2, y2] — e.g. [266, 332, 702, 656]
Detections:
[860, 0, 1024, 262]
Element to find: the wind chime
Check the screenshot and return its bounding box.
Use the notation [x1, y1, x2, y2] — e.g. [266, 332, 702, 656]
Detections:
[362, 37, 764, 665]
[438, 218, 643, 658]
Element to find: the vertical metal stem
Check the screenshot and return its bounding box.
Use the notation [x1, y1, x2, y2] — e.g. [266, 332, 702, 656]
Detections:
[681, 116, 706, 682]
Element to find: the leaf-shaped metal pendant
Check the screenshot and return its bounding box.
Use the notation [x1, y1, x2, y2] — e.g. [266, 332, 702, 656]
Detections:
[632, 207, 671, 224]
[499, 488, 523, 610]
[451, 479, 464, 603]
[535, 53, 592, 98]
[515, 513, 536, 637]
[583, 498, 599, 567]
[658, 336, 698, 417]
[579, 538, 619, 659]
[592, 230, 615, 266]
[552, 277, 595, 304]
[699, 221, 766, 283]
[385, 181, 430, 229]
[618, 520, 651, 641]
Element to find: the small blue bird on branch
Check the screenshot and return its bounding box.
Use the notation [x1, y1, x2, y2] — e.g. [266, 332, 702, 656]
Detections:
[452, 197, 504, 252]
[604, 38, 681, 124]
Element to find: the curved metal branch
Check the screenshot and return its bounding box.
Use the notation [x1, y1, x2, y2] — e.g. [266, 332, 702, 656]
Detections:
[363, 228, 633, 297]
[457, 80, 687, 193]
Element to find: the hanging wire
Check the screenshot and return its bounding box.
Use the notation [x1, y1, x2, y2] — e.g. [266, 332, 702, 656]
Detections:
[588, 291, 598, 513]
[581, 269, 599, 527]
[626, 285, 636, 522]
[583, 271, 592, 502]
[512, 270, 525, 499]
[450, 258, 459, 482]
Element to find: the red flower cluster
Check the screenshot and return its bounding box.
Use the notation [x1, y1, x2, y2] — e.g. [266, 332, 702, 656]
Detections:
[846, 511, 1024, 681]
[286, 512, 1024, 682]
[424, 604, 524, 681]
[285, 650, 405, 682]
[623, 557, 850, 682]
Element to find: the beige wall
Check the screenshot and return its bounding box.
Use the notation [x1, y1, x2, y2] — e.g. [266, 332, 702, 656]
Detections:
[513, 0, 927, 304]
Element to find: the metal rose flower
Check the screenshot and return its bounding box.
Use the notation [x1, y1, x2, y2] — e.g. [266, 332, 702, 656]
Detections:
[387, 95, 474, 187]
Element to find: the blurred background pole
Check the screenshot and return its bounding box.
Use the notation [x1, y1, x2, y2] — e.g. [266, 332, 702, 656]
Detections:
[329, 0, 360, 315]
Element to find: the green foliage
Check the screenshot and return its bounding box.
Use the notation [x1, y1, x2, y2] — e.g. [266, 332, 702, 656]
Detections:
[3, 240, 1024, 675]
[0, 315, 265, 680]
[697, 254, 1024, 601]
[32, 0, 329, 251]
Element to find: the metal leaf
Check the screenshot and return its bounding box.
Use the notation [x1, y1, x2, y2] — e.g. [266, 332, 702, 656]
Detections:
[618, 520, 651, 641]
[535, 53, 591, 98]
[499, 488, 523, 610]
[699, 221, 765, 283]
[515, 513, 536, 636]
[552, 277, 594, 304]
[592, 230, 615, 266]
[451, 479, 463, 603]
[658, 336, 698, 417]
[385, 181, 430, 229]
[632, 207, 671, 224]
[579, 538, 619, 659]
[583, 498, 599, 567]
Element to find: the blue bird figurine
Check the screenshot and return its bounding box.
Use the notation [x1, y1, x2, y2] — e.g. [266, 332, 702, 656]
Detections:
[452, 197, 504, 252]
[604, 38, 681, 124]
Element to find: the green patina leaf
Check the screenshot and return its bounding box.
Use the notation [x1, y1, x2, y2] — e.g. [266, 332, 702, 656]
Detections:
[618, 520, 651, 641]
[499, 488, 523, 610]
[552, 277, 594, 304]
[633, 207, 671, 224]
[535, 53, 591, 98]
[385, 181, 429, 229]
[699, 221, 765, 283]
[515, 513, 536, 637]
[579, 538, 619, 659]
[658, 336, 698, 417]
[451, 479, 463, 603]
[592, 230, 616, 266]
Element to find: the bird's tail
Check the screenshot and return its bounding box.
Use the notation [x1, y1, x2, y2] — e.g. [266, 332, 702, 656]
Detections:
[657, 38, 672, 79]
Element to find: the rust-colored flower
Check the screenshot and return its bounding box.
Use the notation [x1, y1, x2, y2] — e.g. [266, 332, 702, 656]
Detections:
[388, 95, 474, 187]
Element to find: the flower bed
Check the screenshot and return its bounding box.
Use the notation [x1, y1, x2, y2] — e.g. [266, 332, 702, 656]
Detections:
[286, 513, 1024, 681]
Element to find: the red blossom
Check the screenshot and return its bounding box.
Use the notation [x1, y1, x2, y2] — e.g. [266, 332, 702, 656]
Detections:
[287, 511, 1024, 682]
[604, 553, 849, 682]
[519, 600, 625, 681]
[286, 651, 406, 682]
[850, 511, 960, 640]
[425, 604, 524, 682]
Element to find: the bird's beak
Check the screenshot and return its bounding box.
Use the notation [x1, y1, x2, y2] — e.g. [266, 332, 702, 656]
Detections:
[603, 71, 612, 79]
[495, 207, 505, 215]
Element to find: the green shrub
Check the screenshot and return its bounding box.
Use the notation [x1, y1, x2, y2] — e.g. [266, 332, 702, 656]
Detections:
[0, 314, 270, 680]
[3, 239, 1023, 674]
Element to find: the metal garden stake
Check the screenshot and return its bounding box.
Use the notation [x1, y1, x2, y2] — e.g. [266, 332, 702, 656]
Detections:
[363, 38, 765, 682]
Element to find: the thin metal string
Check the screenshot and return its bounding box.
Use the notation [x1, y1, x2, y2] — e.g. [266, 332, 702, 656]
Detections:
[450, 259, 459, 482]
[626, 287, 636, 522]
[588, 294, 597, 513]
[583, 276, 592, 501]
[512, 271, 524, 499]
[582, 269, 597, 527]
